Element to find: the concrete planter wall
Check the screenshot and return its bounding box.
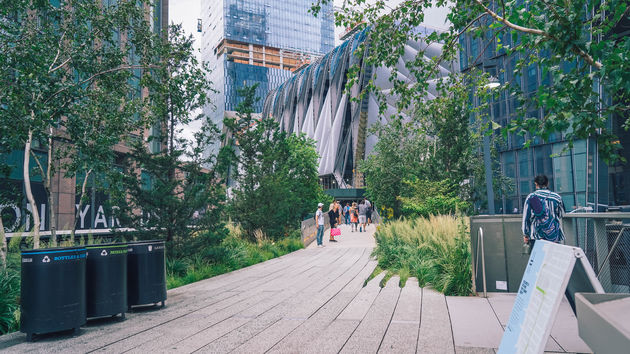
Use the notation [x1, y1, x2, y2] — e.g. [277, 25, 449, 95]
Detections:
[471, 212, 630, 294]
[301, 214, 330, 247]
[470, 215, 529, 293]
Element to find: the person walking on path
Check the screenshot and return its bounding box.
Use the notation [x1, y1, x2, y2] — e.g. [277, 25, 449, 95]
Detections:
[522, 174, 566, 251]
[338, 202, 343, 227]
[364, 198, 372, 226]
[350, 202, 358, 232]
[358, 200, 368, 232]
[328, 203, 340, 242]
[315, 203, 325, 248]
[343, 202, 350, 225]
[335, 201, 343, 225]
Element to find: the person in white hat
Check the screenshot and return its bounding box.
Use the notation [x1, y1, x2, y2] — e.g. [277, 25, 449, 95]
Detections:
[315, 203, 325, 247]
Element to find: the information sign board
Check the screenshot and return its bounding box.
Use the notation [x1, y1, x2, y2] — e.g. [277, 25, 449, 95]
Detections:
[498, 240, 603, 354]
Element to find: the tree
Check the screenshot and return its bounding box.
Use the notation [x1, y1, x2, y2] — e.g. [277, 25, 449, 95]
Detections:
[121, 24, 226, 257]
[0, 99, 23, 268]
[0, 165, 14, 270]
[62, 58, 148, 240]
[361, 74, 513, 217]
[415, 76, 476, 184]
[0, 0, 157, 248]
[398, 178, 471, 217]
[360, 118, 428, 217]
[227, 85, 328, 240]
[313, 0, 630, 163]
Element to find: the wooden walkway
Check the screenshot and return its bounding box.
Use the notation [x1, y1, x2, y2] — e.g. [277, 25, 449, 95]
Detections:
[0, 223, 590, 353]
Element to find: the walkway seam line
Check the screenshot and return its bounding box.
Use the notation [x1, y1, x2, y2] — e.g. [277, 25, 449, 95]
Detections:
[88, 248, 342, 353]
[376, 282, 403, 352]
[263, 247, 372, 353]
[184, 247, 355, 352]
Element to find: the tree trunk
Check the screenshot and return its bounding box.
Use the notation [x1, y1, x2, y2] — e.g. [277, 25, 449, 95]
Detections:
[30, 128, 56, 246]
[24, 129, 41, 249]
[0, 215, 7, 270]
[71, 169, 92, 240]
[47, 191, 56, 246]
[46, 127, 57, 246]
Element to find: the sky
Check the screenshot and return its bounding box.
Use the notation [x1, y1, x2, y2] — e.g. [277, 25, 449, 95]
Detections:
[168, 1, 451, 141]
[169, 0, 451, 54]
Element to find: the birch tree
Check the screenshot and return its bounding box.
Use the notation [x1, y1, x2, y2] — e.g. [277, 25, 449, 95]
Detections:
[0, 0, 157, 248]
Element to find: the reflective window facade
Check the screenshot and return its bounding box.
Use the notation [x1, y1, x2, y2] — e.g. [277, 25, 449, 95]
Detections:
[201, 0, 335, 156]
[460, 26, 630, 212]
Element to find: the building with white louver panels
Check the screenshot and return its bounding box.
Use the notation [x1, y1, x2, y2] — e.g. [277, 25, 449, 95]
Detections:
[262, 26, 456, 191]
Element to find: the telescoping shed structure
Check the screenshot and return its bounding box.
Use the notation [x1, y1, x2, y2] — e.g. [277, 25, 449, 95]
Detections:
[262, 26, 456, 190]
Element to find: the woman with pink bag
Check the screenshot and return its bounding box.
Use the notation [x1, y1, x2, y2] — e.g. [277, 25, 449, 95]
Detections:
[350, 202, 359, 232]
[328, 203, 341, 242]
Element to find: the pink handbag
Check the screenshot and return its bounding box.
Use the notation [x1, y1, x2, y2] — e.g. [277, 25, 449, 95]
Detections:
[330, 228, 341, 236]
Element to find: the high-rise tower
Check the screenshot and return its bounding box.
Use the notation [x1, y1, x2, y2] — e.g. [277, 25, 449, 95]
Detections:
[200, 0, 335, 155]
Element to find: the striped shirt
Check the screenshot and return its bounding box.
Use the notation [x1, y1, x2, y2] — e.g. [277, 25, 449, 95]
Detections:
[522, 188, 566, 241]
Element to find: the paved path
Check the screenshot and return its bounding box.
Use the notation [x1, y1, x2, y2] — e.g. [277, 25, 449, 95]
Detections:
[0, 223, 591, 353]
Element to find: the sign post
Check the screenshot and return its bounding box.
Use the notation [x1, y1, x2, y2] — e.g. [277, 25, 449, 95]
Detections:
[498, 240, 604, 354]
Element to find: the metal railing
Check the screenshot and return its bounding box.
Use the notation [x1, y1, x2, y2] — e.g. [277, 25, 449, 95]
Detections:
[564, 212, 630, 294]
[371, 209, 382, 224]
[472, 227, 487, 298]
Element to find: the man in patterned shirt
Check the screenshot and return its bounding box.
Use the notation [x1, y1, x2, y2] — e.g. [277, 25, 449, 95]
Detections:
[522, 175, 566, 247]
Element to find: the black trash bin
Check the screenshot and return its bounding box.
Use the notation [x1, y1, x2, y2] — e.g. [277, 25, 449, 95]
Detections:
[21, 246, 87, 341]
[127, 240, 166, 308]
[86, 243, 128, 319]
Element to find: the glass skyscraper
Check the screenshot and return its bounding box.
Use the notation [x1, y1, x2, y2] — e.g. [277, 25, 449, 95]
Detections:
[201, 0, 335, 155]
[460, 21, 630, 213]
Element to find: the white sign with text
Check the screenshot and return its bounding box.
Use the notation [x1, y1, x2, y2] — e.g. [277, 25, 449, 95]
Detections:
[498, 240, 602, 354]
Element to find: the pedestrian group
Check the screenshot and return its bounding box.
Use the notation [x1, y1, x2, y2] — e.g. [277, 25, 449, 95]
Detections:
[314, 198, 373, 248]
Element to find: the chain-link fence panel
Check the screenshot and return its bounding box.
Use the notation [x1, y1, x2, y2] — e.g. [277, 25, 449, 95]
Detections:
[564, 214, 630, 293]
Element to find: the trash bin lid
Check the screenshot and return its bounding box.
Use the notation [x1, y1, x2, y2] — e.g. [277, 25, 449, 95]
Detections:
[127, 240, 165, 254]
[86, 243, 128, 257]
[22, 246, 86, 255]
[21, 246, 87, 264]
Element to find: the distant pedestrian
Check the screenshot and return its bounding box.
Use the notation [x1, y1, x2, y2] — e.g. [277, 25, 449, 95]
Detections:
[522, 175, 566, 251]
[350, 202, 358, 232]
[315, 203, 325, 247]
[335, 201, 343, 225]
[343, 202, 350, 225]
[364, 198, 372, 226]
[358, 200, 367, 232]
[328, 203, 340, 242]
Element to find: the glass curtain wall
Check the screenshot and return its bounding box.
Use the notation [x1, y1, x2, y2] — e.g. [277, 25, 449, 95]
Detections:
[460, 17, 629, 212]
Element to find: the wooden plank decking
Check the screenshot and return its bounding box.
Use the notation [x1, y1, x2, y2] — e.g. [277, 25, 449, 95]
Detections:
[0, 223, 590, 353]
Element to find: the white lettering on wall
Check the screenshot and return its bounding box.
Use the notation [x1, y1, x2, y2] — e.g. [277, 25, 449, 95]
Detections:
[25, 203, 47, 231]
[0, 204, 21, 232]
[109, 206, 121, 228]
[75, 204, 90, 229]
[94, 205, 107, 228]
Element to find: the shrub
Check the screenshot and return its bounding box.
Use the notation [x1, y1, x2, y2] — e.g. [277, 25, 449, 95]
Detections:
[0, 269, 19, 334]
[398, 179, 471, 218]
[0, 243, 21, 335]
[372, 215, 472, 296]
